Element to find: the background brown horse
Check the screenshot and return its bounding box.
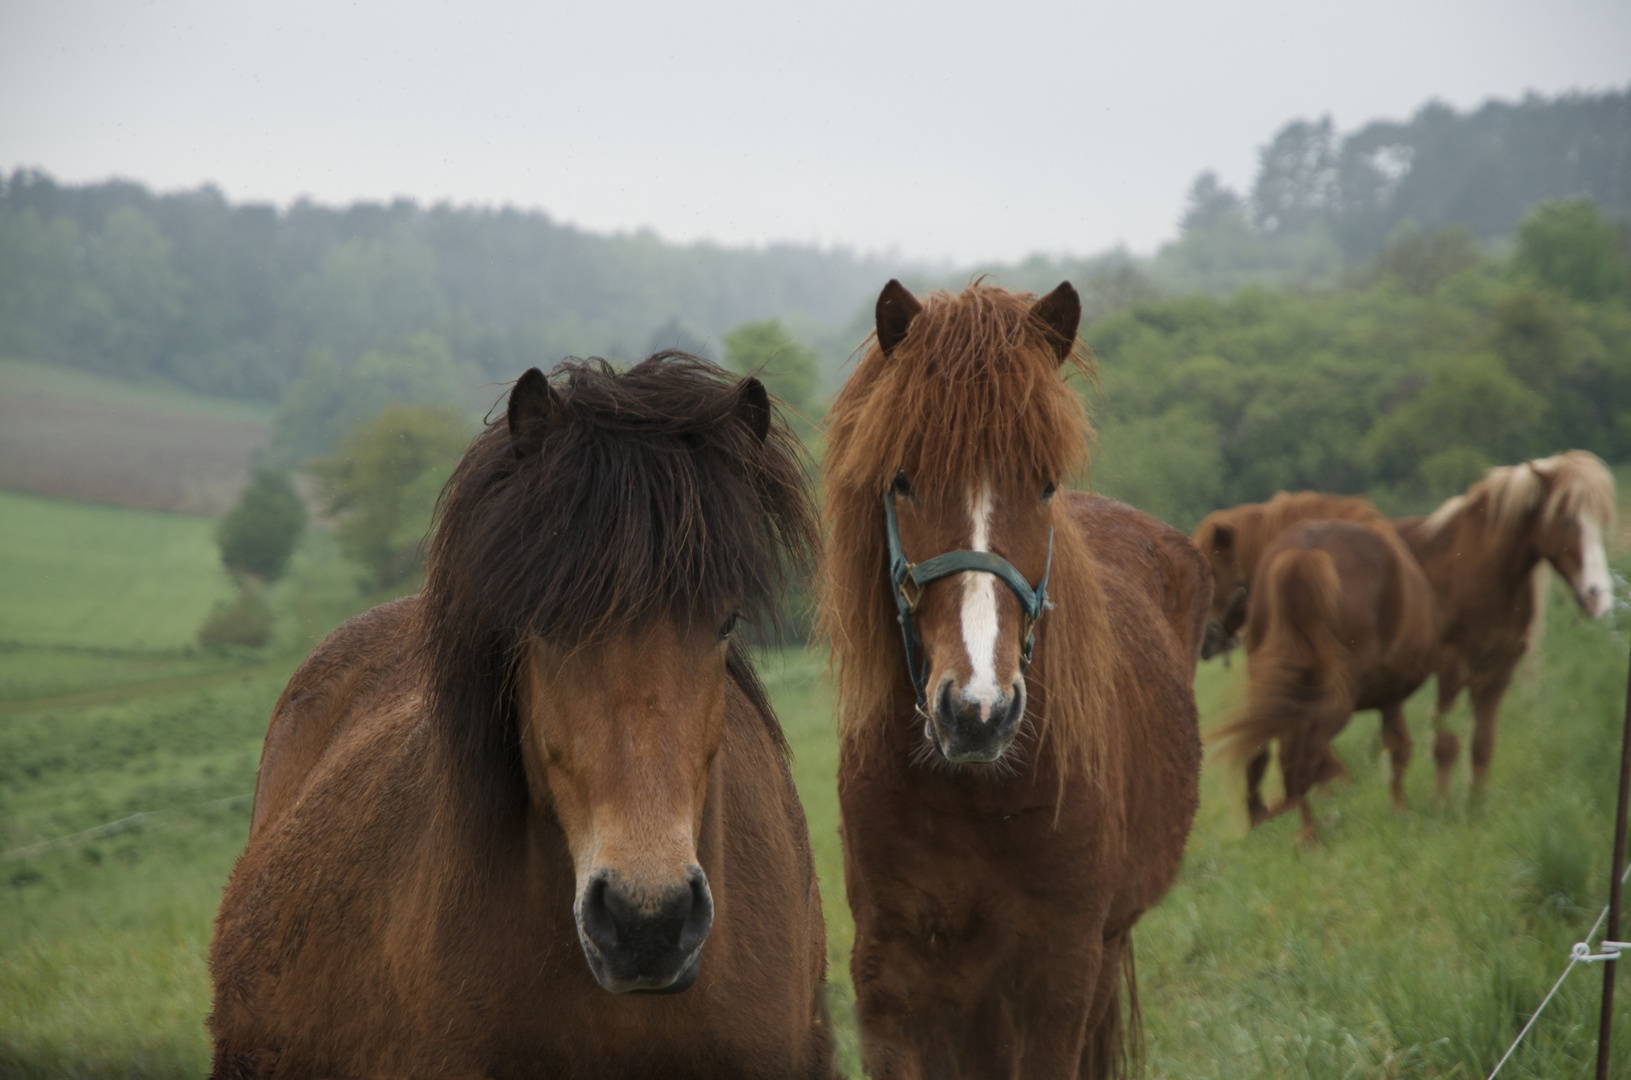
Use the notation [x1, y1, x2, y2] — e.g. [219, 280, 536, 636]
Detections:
[821, 281, 1208, 1078]
[209, 356, 832, 1078]
[1396, 450, 1616, 801]
[1192, 491, 1385, 659]
[1213, 517, 1439, 843]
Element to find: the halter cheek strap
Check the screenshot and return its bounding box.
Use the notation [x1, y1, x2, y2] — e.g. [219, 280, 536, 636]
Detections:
[884, 490, 1053, 710]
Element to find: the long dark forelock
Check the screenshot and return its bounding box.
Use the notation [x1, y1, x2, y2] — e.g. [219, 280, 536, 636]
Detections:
[418, 354, 816, 815]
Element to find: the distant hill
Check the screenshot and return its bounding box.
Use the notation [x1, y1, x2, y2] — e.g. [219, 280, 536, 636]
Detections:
[2, 86, 1625, 413]
[0, 170, 895, 404]
[1010, 87, 1631, 299]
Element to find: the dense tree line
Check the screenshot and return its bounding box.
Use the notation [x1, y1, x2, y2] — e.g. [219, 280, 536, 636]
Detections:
[4, 87, 1625, 421]
[1086, 199, 1631, 530]
[0, 169, 891, 412]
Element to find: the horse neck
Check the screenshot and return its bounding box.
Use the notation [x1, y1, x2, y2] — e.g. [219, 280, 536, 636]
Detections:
[1439, 500, 1545, 605]
[1236, 508, 1282, 583]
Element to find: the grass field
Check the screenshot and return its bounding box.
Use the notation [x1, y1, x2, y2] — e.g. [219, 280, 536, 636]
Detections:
[3, 492, 1630, 1077]
[0, 492, 239, 655]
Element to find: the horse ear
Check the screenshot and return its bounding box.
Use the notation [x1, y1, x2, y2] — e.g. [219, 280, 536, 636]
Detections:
[875, 279, 923, 358]
[507, 367, 562, 458]
[1210, 523, 1234, 553]
[1031, 281, 1082, 364]
[735, 376, 771, 445]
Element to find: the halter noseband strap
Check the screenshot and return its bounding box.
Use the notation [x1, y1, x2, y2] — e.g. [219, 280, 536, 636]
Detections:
[884, 489, 1053, 709]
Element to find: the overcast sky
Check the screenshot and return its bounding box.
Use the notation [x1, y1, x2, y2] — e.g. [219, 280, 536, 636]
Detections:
[2, 0, 1627, 264]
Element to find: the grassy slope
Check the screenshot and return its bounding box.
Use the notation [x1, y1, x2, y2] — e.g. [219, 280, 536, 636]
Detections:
[0, 491, 238, 654]
[3, 494, 1630, 1077]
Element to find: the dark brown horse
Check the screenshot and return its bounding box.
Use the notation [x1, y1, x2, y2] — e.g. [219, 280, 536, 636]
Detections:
[1213, 517, 1439, 843]
[1396, 450, 1616, 801]
[820, 281, 1209, 1078]
[1192, 491, 1385, 660]
[209, 356, 833, 1078]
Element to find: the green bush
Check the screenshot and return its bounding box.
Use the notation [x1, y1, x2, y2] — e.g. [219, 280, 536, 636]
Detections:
[216, 468, 306, 581]
[1512, 197, 1630, 303]
[197, 586, 273, 648]
[722, 318, 821, 415]
[310, 405, 471, 590]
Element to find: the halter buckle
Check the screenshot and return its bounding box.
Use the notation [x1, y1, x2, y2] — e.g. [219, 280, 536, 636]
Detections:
[897, 572, 923, 615]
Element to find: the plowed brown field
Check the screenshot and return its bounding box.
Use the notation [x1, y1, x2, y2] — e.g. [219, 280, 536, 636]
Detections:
[0, 366, 269, 516]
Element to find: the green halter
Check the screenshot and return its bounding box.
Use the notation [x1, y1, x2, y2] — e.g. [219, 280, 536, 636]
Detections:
[884, 489, 1052, 710]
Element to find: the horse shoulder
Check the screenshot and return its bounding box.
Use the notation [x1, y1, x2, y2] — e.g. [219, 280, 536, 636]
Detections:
[713, 674, 831, 1063]
[1377, 524, 1440, 657]
[1066, 492, 1212, 664]
[250, 595, 422, 837]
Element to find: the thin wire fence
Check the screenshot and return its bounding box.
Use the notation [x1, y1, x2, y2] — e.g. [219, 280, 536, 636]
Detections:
[1, 793, 252, 861]
[1484, 845, 1630, 1078]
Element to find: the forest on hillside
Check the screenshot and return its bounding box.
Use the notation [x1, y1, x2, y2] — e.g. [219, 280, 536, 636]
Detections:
[1088, 198, 1631, 527]
[2, 86, 1628, 552]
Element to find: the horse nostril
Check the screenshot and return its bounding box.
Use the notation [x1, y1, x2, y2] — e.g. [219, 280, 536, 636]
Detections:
[580, 872, 617, 953]
[678, 869, 713, 955]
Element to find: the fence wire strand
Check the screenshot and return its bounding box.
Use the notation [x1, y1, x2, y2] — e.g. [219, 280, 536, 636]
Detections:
[1486, 859, 1631, 1080]
[1, 793, 252, 860]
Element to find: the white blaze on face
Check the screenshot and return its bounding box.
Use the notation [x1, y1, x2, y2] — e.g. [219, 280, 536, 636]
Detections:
[959, 483, 1002, 720]
[1580, 518, 1613, 617]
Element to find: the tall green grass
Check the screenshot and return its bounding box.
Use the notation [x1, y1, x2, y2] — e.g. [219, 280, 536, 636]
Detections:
[0, 491, 237, 653]
[2, 491, 1629, 1076]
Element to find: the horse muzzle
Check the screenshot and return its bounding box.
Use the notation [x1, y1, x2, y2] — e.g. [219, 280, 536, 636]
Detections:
[1200, 618, 1237, 660]
[925, 678, 1025, 764]
[575, 865, 713, 994]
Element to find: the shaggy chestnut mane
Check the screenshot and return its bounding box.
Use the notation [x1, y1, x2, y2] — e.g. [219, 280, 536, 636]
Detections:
[818, 283, 1118, 796]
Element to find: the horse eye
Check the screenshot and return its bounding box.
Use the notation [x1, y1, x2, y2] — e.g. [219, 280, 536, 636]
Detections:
[892, 472, 914, 499]
[1042, 481, 1057, 501]
[718, 612, 742, 640]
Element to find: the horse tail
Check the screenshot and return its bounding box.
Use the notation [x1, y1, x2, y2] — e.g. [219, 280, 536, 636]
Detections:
[1213, 546, 1350, 800]
[1082, 930, 1140, 1079]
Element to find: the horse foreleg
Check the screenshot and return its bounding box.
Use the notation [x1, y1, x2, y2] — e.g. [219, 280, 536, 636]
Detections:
[848, 934, 930, 1080]
[1431, 666, 1466, 802]
[1314, 750, 1350, 795]
[1468, 667, 1516, 802]
[1379, 701, 1412, 812]
[1245, 748, 1272, 825]
[1010, 936, 1101, 1080]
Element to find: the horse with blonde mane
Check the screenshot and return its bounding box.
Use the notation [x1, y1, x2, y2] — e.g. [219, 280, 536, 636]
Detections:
[210, 356, 833, 1078]
[821, 281, 1209, 1078]
[1395, 450, 1616, 801]
[1192, 491, 1386, 660]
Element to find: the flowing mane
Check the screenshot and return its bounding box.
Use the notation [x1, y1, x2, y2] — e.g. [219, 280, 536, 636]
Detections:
[1418, 450, 1616, 649]
[419, 354, 818, 816]
[820, 283, 1113, 790]
[1422, 450, 1616, 538]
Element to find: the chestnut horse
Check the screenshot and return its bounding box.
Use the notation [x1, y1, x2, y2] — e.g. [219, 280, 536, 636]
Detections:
[209, 357, 833, 1078]
[821, 281, 1209, 1078]
[1212, 517, 1439, 842]
[1192, 491, 1385, 660]
[1395, 450, 1616, 801]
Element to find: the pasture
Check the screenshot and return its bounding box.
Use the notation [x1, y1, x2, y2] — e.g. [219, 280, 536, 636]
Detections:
[2, 491, 1629, 1077]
